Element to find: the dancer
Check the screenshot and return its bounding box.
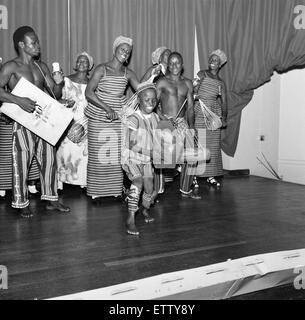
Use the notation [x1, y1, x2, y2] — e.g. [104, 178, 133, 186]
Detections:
[194, 49, 227, 187]
[156, 52, 202, 199]
[57, 52, 93, 190]
[0, 26, 70, 217]
[141, 47, 171, 203]
[141, 47, 171, 82]
[122, 83, 159, 235]
[85, 35, 139, 202]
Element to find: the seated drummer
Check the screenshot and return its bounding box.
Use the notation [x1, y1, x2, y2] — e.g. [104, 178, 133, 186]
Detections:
[156, 51, 202, 200]
[122, 83, 159, 236]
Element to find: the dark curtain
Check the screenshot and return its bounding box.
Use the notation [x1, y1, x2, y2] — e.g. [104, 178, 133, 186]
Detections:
[69, 0, 195, 80]
[2, 0, 305, 156]
[195, 0, 305, 156]
[0, 0, 70, 72]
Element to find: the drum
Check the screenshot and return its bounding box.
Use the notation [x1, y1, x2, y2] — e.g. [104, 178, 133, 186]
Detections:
[153, 120, 176, 169]
[153, 120, 211, 168]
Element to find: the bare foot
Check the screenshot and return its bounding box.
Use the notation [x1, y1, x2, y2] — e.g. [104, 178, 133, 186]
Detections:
[126, 213, 139, 236]
[142, 208, 154, 223]
[46, 201, 70, 213]
[18, 207, 34, 218]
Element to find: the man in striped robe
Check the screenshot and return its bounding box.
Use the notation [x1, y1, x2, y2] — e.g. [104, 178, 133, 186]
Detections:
[0, 26, 70, 217]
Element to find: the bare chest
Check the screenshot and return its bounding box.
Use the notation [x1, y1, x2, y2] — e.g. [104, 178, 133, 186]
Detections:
[162, 81, 187, 99]
[9, 64, 44, 90]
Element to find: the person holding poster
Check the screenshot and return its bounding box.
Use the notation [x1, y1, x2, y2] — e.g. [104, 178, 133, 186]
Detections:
[0, 26, 70, 218]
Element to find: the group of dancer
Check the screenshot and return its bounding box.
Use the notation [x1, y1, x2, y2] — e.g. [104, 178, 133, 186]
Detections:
[0, 26, 228, 236]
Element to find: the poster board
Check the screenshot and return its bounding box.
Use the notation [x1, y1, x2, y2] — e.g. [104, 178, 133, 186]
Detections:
[0, 77, 73, 146]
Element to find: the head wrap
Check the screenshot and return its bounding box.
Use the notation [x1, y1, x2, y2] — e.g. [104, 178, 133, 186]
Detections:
[13, 26, 35, 48]
[151, 46, 168, 65]
[113, 35, 133, 54]
[76, 51, 94, 70]
[136, 82, 157, 95]
[209, 49, 227, 67]
[119, 82, 156, 120]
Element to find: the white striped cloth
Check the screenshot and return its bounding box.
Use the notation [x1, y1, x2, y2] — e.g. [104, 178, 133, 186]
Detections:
[85, 68, 128, 197]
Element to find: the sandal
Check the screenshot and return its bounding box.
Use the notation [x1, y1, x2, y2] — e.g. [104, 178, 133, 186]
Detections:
[126, 223, 140, 236]
[207, 177, 221, 187]
[142, 208, 155, 223]
[193, 177, 199, 189]
[181, 190, 202, 200]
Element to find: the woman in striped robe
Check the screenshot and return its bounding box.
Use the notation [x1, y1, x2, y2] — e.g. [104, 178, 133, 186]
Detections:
[194, 49, 228, 187]
[85, 36, 139, 201]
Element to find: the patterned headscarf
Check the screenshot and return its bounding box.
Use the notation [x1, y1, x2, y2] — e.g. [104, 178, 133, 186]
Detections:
[151, 46, 168, 65]
[136, 82, 157, 95]
[209, 49, 227, 66]
[76, 51, 94, 70]
[113, 35, 133, 54]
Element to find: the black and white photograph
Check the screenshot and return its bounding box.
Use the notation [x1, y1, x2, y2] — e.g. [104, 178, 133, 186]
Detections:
[1, 0, 305, 305]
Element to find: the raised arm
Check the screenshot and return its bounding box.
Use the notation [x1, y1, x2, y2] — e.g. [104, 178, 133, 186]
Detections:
[193, 70, 205, 95]
[0, 62, 37, 113]
[39, 61, 64, 99]
[127, 69, 140, 91]
[140, 65, 162, 83]
[141, 66, 155, 82]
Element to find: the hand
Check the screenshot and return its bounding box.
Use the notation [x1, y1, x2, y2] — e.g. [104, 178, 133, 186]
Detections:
[106, 108, 118, 121]
[152, 65, 162, 77]
[193, 77, 200, 86]
[164, 116, 175, 128]
[64, 99, 75, 109]
[52, 71, 64, 85]
[221, 117, 227, 128]
[18, 97, 40, 114]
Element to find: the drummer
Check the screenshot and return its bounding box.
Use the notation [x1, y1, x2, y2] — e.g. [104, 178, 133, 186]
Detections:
[156, 51, 202, 199]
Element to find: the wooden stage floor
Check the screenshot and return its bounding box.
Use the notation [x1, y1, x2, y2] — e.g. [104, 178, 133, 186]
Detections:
[1, 175, 305, 300]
